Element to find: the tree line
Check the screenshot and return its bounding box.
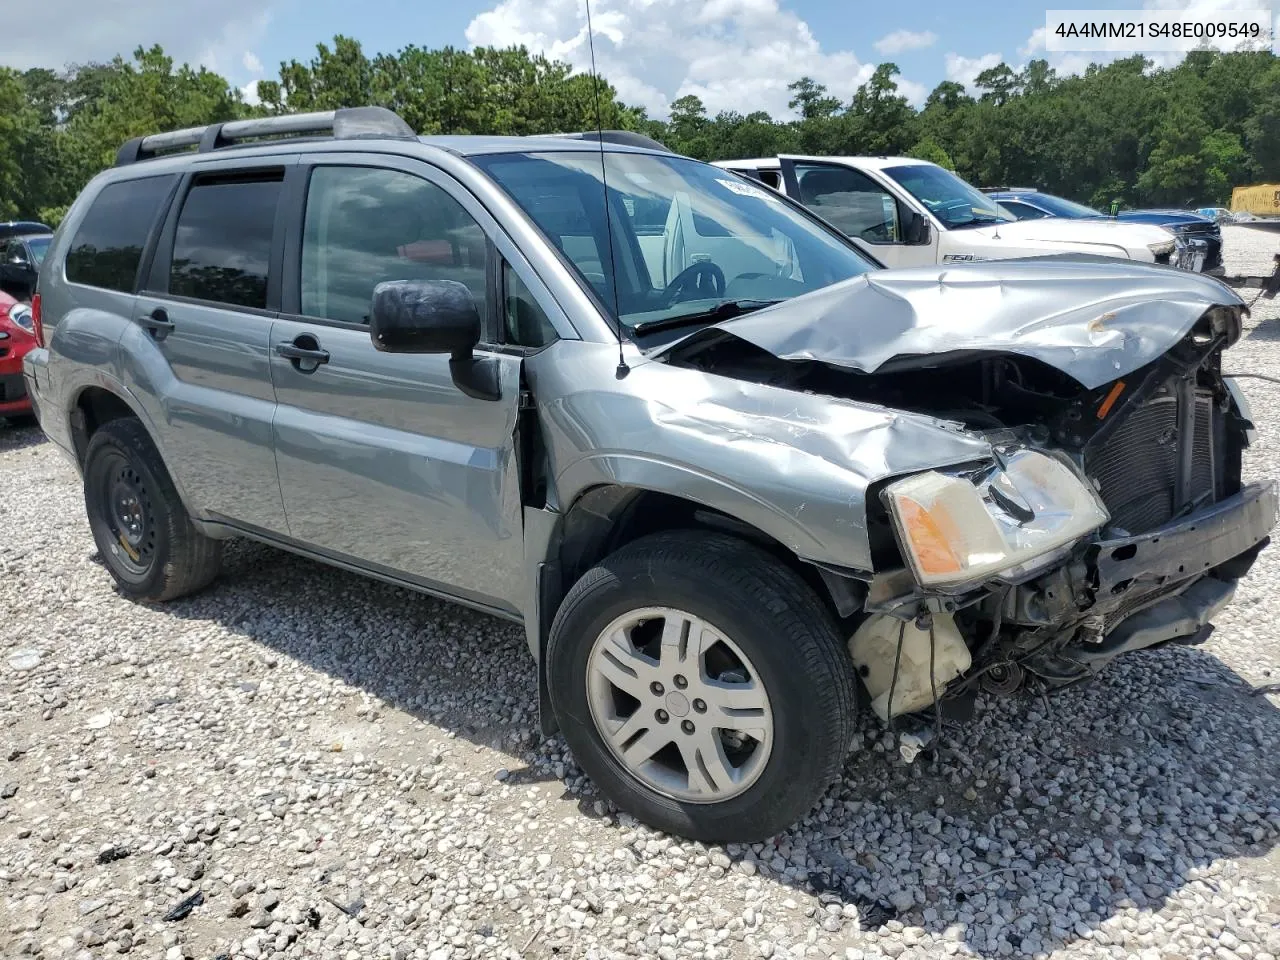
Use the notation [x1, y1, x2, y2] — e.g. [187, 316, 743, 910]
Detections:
[3, 37, 1278, 227]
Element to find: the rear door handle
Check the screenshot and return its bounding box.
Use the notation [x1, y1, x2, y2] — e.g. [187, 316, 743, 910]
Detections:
[138, 308, 175, 341]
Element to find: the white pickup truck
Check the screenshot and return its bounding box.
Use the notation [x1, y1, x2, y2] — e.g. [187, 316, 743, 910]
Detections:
[713, 156, 1197, 271]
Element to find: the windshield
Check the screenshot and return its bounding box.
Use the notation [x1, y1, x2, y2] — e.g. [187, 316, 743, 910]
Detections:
[27, 237, 50, 266]
[1025, 193, 1104, 218]
[473, 151, 877, 334]
[883, 164, 1012, 230]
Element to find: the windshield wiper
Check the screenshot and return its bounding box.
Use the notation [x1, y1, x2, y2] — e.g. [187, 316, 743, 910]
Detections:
[950, 214, 1006, 230]
[632, 299, 782, 334]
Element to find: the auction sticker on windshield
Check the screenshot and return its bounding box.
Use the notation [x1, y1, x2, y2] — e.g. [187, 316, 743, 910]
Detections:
[1046, 9, 1272, 51]
[716, 178, 776, 201]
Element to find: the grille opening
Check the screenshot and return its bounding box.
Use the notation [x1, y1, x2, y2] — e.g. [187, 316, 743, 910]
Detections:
[1086, 385, 1221, 534]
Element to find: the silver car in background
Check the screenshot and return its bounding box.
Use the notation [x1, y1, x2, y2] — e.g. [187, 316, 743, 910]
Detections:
[22, 108, 1277, 841]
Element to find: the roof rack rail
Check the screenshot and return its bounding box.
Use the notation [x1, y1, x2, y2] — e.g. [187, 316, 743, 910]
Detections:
[529, 130, 673, 153]
[115, 106, 416, 167]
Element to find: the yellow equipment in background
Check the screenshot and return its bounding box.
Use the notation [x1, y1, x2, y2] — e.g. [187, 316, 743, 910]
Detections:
[1232, 184, 1280, 217]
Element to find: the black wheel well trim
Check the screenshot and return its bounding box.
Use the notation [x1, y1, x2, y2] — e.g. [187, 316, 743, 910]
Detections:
[66, 384, 202, 525]
[68, 384, 143, 466]
[534, 483, 869, 736]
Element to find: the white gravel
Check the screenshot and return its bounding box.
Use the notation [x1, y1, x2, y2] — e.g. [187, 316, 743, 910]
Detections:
[2, 230, 1279, 960]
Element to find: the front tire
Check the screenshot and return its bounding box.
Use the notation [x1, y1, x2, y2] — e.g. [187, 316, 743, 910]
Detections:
[83, 418, 222, 602]
[547, 531, 857, 842]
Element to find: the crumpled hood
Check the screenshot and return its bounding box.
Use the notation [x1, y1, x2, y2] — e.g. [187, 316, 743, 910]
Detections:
[661, 259, 1244, 391]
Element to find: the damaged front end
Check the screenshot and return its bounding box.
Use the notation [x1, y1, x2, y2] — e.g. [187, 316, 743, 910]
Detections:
[660, 261, 1278, 723]
[916, 307, 1279, 696]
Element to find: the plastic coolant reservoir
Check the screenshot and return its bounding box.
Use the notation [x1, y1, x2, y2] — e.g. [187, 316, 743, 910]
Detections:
[848, 613, 972, 722]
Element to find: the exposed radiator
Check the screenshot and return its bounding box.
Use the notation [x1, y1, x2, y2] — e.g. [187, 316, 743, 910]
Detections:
[1085, 386, 1219, 534]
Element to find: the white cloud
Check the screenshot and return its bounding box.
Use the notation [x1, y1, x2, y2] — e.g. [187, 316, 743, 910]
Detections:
[240, 80, 261, 106]
[874, 29, 937, 56]
[896, 77, 930, 108]
[944, 52, 1003, 93]
[0, 0, 270, 83]
[1020, 27, 1047, 59]
[465, 0, 886, 119]
[243, 51, 264, 75]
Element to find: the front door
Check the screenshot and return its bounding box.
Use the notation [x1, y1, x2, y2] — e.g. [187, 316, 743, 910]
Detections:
[779, 159, 937, 268]
[269, 158, 526, 615]
[127, 162, 292, 534]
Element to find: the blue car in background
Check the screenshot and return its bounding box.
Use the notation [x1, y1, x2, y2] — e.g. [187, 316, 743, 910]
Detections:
[983, 188, 1224, 275]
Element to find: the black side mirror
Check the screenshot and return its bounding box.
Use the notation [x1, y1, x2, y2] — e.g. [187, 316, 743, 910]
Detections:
[9, 254, 28, 267]
[904, 211, 932, 245]
[369, 279, 500, 401]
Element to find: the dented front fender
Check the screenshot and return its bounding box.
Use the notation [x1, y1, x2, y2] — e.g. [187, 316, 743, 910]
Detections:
[527, 341, 993, 572]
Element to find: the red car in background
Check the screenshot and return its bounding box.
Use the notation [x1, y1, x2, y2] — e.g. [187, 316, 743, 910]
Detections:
[0, 289, 36, 421]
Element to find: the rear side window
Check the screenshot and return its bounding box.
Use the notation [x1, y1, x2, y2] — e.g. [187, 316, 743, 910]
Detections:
[65, 176, 174, 292]
[170, 173, 283, 309]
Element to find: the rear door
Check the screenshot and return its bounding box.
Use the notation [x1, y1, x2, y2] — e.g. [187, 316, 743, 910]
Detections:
[126, 159, 293, 533]
[269, 155, 527, 615]
[779, 159, 936, 268]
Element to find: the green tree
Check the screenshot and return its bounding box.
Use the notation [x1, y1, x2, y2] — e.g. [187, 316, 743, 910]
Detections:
[787, 77, 840, 121]
[7, 41, 1280, 227]
[908, 135, 954, 169]
[974, 63, 1021, 105]
[847, 64, 916, 154]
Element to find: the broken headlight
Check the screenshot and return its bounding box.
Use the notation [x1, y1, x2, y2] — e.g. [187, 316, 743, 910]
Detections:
[883, 450, 1109, 590]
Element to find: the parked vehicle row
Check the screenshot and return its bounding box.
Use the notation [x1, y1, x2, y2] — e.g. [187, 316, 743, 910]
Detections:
[713, 156, 1205, 272]
[983, 188, 1224, 275]
[20, 109, 1277, 842]
[0, 289, 36, 420]
[0, 230, 53, 301]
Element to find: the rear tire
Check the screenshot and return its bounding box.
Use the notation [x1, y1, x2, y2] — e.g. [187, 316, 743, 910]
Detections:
[547, 530, 857, 842]
[83, 418, 222, 602]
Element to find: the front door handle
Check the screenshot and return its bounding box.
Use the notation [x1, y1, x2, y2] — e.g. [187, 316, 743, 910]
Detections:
[138, 308, 175, 341]
[276, 336, 330, 372]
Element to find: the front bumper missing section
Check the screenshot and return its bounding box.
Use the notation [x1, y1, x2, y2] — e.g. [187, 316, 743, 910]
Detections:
[1027, 481, 1278, 683]
[1092, 482, 1278, 595]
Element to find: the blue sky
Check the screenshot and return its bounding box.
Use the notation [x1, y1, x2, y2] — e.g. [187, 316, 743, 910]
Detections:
[0, 0, 1259, 118]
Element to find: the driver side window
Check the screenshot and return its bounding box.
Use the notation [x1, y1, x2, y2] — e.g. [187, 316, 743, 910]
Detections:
[792, 164, 905, 244]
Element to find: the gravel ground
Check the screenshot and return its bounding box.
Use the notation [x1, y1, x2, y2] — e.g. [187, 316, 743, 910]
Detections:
[2, 229, 1280, 960]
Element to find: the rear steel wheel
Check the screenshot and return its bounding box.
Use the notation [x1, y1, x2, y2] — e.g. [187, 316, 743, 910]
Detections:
[98, 453, 157, 576]
[83, 418, 222, 602]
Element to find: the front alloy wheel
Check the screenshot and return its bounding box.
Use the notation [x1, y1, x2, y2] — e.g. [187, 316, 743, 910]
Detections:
[548, 530, 858, 842]
[587, 607, 773, 802]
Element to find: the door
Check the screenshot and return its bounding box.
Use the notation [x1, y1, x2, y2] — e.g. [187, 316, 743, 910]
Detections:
[128, 163, 291, 533]
[269, 158, 526, 614]
[779, 159, 937, 268]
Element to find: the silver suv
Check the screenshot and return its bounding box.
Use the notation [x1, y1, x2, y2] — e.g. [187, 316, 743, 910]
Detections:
[23, 107, 1277, 842]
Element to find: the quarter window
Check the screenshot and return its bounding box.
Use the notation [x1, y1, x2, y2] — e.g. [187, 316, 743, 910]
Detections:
[65, 175, 175, 293]
[169, 173, 282, 309]
[504, 264, 556, 348]
[301, 166, 489, 327]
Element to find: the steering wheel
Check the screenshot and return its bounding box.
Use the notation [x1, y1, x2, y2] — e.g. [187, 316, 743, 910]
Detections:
[661, 261, 726, 307]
